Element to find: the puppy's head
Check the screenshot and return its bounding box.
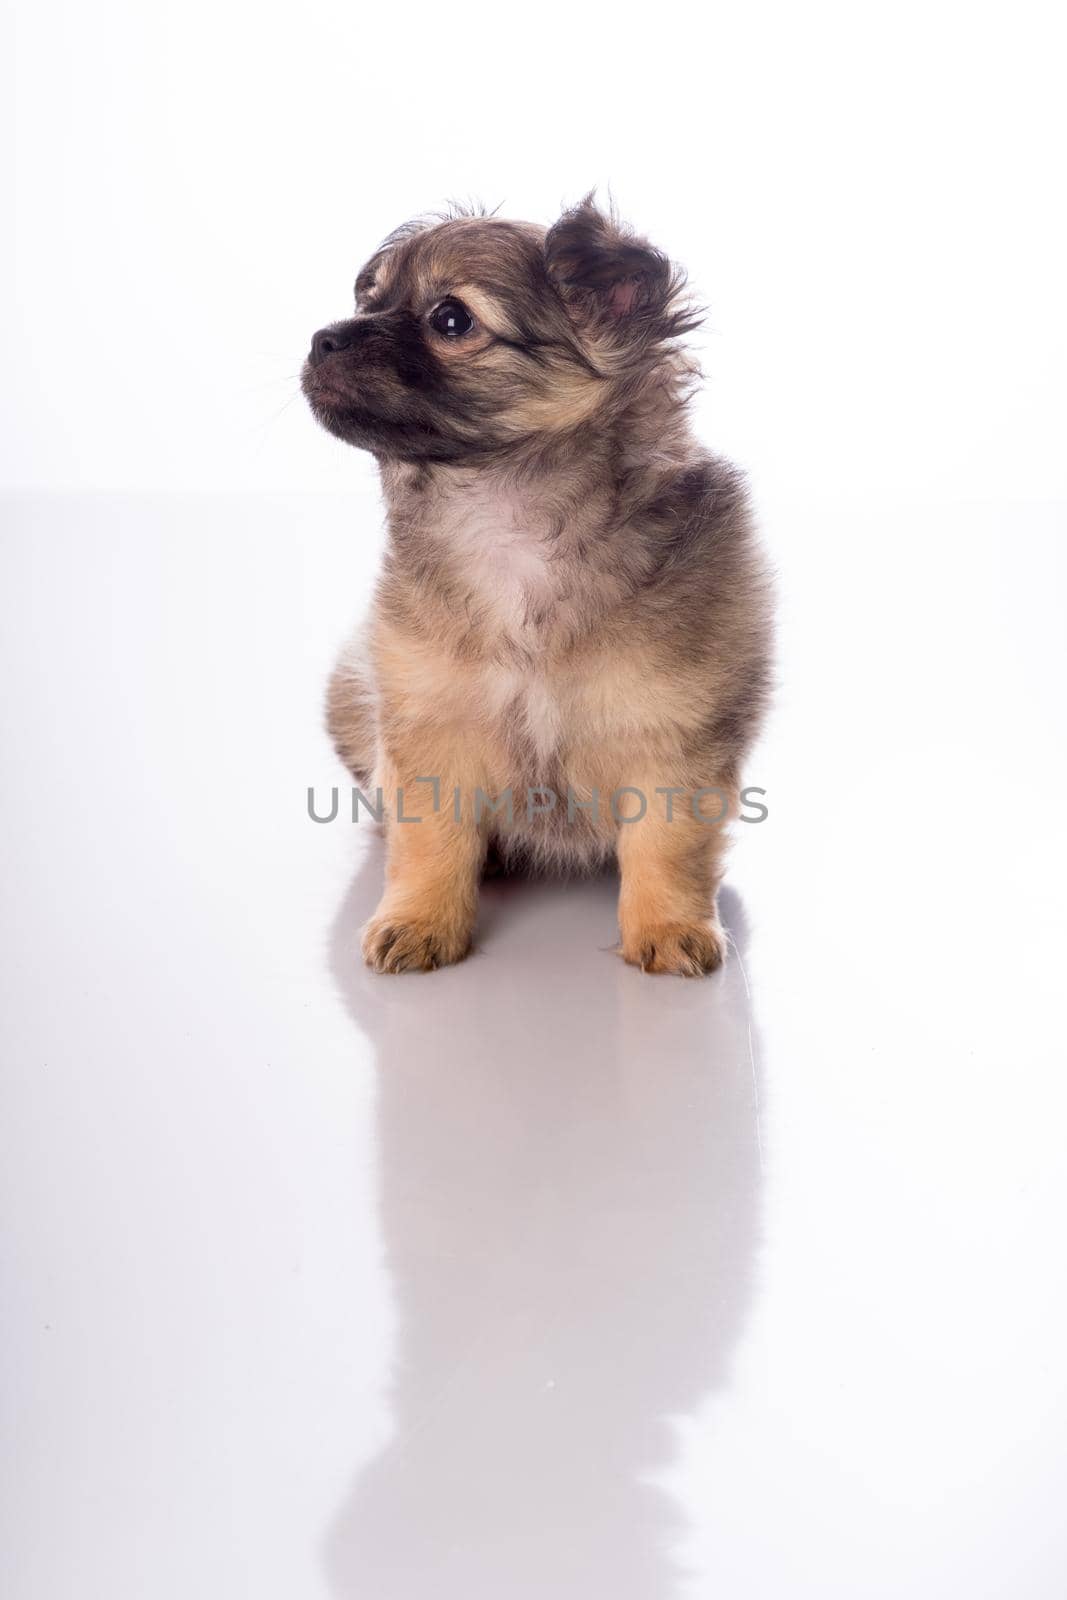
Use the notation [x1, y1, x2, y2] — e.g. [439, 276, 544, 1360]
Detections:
[301, 199, 699, 464]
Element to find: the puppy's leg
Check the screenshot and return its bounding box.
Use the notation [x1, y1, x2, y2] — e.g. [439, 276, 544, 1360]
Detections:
[616, 784, 734, 977]
[362, 748, 485, 975]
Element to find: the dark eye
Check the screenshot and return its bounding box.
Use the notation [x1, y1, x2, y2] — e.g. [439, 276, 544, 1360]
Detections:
[429, 300, 475, 338]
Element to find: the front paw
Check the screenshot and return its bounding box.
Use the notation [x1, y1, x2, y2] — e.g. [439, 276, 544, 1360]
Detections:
[620, 918, 726, 977]
[361, 910, 472, 974]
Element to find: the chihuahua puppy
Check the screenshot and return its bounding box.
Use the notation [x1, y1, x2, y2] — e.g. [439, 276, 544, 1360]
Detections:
[303, 198, 772, 976]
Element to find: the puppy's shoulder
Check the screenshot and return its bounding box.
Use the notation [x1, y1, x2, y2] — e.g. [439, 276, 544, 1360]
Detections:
[653, 452, 750, 531]
[636, 451, 758, 582]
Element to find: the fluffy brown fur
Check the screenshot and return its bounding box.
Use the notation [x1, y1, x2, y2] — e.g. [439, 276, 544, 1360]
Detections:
[303, 198, 773, 975]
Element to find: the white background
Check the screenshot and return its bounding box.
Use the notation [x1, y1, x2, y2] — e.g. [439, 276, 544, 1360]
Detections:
[3, 4, 1067, 1598]
[4, 0, 1065, 503]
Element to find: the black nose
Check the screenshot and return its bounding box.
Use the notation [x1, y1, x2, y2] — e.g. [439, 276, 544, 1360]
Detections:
[309, 324, 353, 366]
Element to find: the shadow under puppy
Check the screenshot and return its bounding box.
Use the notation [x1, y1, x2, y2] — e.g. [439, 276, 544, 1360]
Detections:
[303, 198, 773, 975]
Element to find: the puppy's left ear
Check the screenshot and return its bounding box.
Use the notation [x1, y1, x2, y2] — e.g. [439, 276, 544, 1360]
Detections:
[544, 196, 698, 344]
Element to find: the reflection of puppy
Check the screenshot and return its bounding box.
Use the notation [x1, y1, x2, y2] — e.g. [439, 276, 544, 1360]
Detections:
[323, 863, 763, 1596]
[303, 199, 773, 976]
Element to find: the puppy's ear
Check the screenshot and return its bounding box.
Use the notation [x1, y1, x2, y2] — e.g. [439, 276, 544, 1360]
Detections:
[544, 196, 698, 344]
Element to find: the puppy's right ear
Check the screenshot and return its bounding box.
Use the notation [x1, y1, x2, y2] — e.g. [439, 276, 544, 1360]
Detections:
[544, 195, 698, 347]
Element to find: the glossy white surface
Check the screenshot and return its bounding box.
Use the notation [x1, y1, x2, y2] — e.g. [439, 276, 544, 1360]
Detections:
[2, 492, 1065, 1597]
